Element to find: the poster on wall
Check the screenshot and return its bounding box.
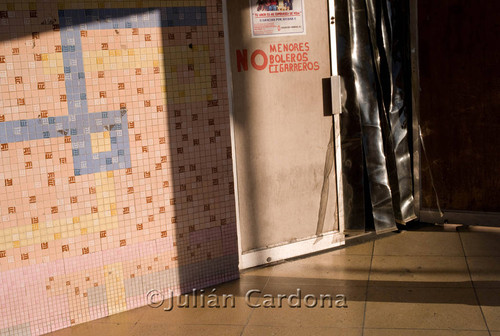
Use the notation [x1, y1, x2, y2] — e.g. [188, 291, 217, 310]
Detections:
[250, 0, 306, 37]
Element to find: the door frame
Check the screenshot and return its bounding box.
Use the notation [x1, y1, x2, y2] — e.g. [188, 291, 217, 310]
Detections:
[329, 0, 345, 236]
[222, 0, 346, 270]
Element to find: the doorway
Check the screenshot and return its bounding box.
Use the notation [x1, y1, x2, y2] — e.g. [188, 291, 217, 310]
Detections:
[223, 0, 344, 269]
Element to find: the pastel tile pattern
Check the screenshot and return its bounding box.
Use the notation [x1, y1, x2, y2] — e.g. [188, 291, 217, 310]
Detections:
[0, 1, 239, 335]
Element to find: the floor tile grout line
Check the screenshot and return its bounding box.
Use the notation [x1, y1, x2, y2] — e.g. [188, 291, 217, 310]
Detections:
[239, 274, 271, 336]
[363, 326, 492, 331]
[360, 240, 375, 336]
[458, 229, 492, 336]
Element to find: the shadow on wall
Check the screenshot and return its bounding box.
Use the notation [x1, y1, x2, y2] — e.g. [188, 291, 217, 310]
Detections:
[223, 1, 260, 254]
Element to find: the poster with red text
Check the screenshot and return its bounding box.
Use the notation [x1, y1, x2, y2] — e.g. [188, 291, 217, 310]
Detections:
[250, 0, 306, 37]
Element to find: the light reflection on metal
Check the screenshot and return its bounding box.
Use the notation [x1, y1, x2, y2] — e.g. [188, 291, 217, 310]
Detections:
[336, 0, 416, 232]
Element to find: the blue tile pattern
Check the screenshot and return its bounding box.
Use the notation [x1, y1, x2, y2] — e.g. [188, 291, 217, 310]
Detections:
[0, 7, 207, 176]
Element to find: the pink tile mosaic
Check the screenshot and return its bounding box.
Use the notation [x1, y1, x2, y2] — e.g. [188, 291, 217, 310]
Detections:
[0, 1, 239, 335]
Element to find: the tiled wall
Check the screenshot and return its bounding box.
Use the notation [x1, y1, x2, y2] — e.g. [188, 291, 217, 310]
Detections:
[0, 1, 239, 335]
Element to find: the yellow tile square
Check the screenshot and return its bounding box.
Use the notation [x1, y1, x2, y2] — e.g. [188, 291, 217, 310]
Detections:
[91, 132, 111, 153]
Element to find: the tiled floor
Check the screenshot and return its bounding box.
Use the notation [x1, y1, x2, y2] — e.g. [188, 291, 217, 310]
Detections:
[46, 224, 500, 336]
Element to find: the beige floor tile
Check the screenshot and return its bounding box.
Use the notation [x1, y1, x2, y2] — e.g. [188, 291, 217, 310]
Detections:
[261, 283, 360, 299]
[238, 273, 270, 285]
[130, 323, 244, 336]
[242, 326, 362, 336]
[369, 255, 472, 287]
[265, 255, 371, 287]
[247, 285, 365, 328]
[136, 294, 257, 326]
[476, 288, 500, 331]
[93, 306, 146, 324]
[373, 231, 464, 256]
[364, 286, 487, 330]
[363, 329, 490, 336]
[205, 278, 269, 297]
[458, 226, 500, 234]
[460, 231, 500, 256]
[413, 223, 463, 232]
[467, 257, 500, 288]
[330, 240, 374, 256]
[247, 303, 363, 329]
[241, 264, 276, 277]
[46, 322, 136, 336]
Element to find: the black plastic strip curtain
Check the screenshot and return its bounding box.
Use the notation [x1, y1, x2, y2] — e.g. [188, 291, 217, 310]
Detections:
[336, 0, 415, 232]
